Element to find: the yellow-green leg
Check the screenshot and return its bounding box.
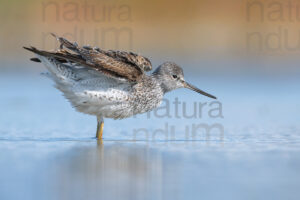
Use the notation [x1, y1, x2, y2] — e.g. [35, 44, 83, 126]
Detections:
[96, 116, 104, 140]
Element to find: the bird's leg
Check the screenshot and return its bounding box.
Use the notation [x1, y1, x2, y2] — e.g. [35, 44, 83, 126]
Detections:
[96, 116, 104, 140]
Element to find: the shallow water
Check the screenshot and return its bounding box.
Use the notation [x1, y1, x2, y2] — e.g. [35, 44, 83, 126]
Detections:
[0, 72, 300, 200]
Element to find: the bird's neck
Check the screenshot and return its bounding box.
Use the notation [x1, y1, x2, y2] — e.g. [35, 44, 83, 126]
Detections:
[151, 73, 171, 94]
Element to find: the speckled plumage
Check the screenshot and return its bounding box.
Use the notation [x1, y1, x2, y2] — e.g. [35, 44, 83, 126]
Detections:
[31, 56, 160, 119]
[24, 34, 216, 138]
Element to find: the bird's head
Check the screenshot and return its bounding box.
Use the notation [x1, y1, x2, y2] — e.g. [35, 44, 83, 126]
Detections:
[153, 62, 216, 99]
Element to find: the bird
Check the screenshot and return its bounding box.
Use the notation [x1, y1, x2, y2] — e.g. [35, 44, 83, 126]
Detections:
[24, 34, 217, 140]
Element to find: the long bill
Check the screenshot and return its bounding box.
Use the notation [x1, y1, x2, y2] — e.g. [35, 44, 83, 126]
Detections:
[184, 82, 217, 99]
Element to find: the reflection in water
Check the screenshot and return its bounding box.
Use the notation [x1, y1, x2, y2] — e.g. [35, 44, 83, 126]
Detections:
[45, 141, 165, 200]
[1, 138, 300, 200]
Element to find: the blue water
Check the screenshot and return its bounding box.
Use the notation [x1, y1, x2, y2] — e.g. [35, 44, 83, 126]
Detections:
[0, 72, 300, 200]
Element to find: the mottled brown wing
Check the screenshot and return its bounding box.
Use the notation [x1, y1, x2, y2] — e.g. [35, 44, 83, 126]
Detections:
[50, 34, 144, 82]
[82, 50, 144, 82]
[81, 44, 152, 72]
[23, 46, 143, 82]
[97, 50, 135, 64]
[103, 50, 152, 72]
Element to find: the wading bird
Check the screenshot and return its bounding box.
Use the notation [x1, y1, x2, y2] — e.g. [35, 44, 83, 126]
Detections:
[24, 34, 216, 140]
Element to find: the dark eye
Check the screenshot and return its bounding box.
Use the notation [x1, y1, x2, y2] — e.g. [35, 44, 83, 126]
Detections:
[172, 75, 177, 79]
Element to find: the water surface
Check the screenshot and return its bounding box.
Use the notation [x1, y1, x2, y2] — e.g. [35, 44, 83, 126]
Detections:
[0, 72, 300, 200]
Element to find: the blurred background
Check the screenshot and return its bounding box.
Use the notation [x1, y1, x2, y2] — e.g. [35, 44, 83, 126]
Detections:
[2, 0, 300, 74]
[0, 0, 300, 200]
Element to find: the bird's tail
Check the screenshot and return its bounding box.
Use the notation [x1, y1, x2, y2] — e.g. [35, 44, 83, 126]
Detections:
[23, 46, 79, 82]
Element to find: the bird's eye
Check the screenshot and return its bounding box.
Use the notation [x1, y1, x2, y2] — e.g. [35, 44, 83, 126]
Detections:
[172, 75, 177, 79]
